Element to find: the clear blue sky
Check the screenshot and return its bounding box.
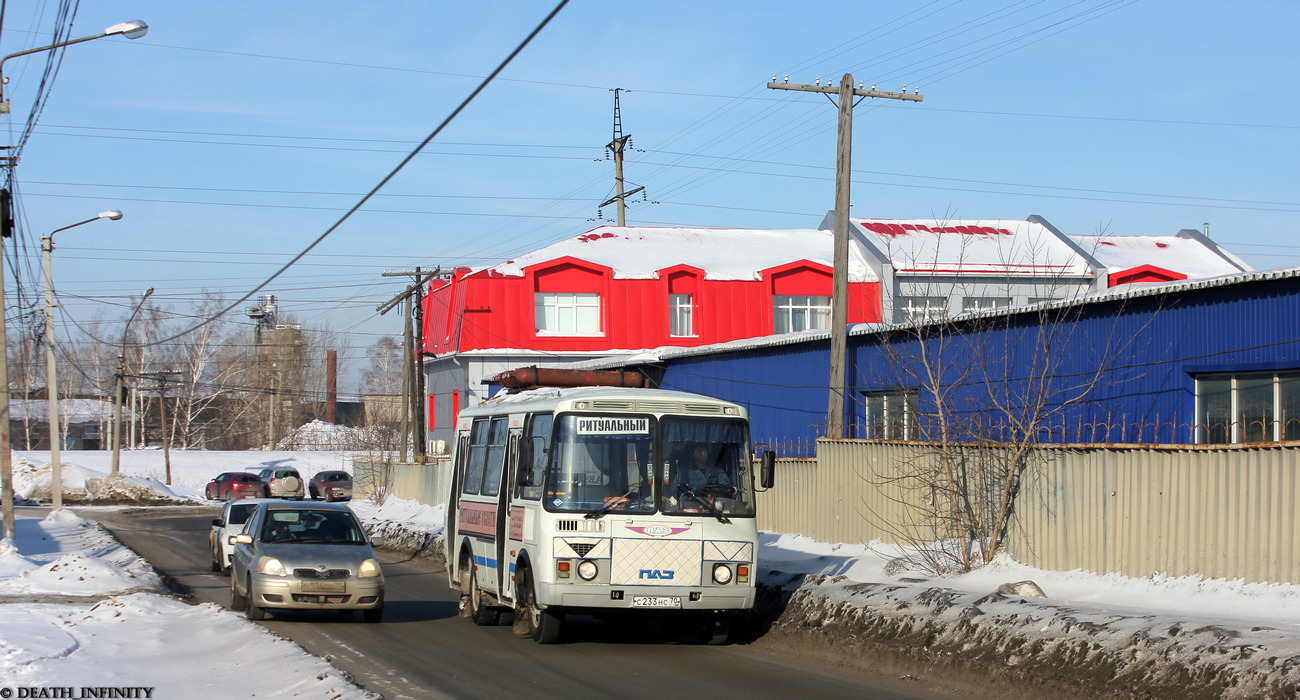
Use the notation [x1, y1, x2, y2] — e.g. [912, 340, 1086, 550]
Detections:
[2, 1, 1297, 391]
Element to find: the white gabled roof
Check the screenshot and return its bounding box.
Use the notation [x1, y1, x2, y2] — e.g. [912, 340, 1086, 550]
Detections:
[1073, 233, 1250, 278]
[851, 218, 1097, 278]
[482, 226, 877, 282]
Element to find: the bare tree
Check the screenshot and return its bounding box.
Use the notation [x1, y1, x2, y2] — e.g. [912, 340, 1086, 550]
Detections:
[860, 223, 1154, 574]
[362, 336, 402, 395]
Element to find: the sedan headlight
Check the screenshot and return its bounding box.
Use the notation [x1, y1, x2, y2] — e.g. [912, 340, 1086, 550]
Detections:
[357, 558, 382, 578]
[259, 557, 286, 577]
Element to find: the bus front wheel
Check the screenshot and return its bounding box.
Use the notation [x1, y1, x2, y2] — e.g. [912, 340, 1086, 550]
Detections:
[469, 564, 500, 626]
[517, 569, 563, 644]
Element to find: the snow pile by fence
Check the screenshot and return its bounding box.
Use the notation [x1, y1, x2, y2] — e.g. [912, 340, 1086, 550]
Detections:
[758, 571, 1300, 700]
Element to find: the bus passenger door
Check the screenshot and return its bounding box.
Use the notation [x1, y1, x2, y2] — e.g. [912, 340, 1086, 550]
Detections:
[444, 431, 470, 588]
[495, 428, 521, 601]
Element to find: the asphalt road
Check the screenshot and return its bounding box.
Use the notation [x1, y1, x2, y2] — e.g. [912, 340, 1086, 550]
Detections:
[84, 505, 956, 700]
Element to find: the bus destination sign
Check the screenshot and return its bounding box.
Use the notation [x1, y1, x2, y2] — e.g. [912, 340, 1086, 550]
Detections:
[576, 417, 650, 435]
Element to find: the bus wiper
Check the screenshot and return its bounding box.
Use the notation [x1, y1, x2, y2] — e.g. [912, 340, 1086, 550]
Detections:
[585, 487, 639, 519]
[678, 487, 731, 524]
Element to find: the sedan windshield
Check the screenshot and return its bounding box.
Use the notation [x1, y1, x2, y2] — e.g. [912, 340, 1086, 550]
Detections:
[261, 510, 365, 544]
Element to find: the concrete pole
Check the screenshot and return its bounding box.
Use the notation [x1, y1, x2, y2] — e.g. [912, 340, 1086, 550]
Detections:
[41, 234, 63, 509]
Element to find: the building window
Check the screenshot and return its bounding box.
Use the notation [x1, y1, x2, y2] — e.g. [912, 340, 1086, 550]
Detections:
[774, 295, 830, 333]
[863, 391, 918, 440]
[535, 292, 601, 335]
[962, 296, 1011, 312]
[669, 293, 694, 337]
[1196, 371, 1300, 443]
[894, 296, 948, 323]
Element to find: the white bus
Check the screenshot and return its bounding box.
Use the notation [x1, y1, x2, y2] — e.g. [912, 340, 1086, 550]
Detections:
[444, 385, 774, 644]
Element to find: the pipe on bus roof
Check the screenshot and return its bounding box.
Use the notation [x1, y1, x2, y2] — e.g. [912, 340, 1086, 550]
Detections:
[493, 366, 647, 391]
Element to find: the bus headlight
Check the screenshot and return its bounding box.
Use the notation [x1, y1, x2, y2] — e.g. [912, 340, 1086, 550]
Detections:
[712, 563, 733, 585]
[577, 560, 599, 581]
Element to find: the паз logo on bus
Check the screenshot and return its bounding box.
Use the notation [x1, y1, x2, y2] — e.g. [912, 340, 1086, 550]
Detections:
[626, 525, 689, 537]
[639, 569, 675, 580]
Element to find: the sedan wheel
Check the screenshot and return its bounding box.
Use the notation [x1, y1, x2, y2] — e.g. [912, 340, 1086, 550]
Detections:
[230, 573, 246, 611]
[244, 576, 267, 621]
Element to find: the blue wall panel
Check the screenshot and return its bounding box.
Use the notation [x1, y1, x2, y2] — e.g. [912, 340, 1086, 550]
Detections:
[644, 275, 1300, 448]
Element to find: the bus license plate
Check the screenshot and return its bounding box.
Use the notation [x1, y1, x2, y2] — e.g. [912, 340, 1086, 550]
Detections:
[301, 581, 346, 593]
[632, 596, 680, 609]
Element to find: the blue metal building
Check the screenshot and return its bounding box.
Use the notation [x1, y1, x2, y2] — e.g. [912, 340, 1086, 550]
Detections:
[592, 268, 1300, 451]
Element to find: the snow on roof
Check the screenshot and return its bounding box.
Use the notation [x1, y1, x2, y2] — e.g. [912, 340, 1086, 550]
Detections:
[480, 226, 877, 282]
[571, 265, 1300, 367]
[1072, 234, 1250, 277]
[851, 218, 1096, 277]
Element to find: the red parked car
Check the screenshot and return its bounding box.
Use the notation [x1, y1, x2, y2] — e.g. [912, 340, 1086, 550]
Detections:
[308, 471, 353, 502]
[205, 472, 268, 501]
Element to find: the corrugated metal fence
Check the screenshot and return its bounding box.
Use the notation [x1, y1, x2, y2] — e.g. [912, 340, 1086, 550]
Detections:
[763, 440, 1298, 584]
[355, 442, 1297, 584]
[354, 458, 453, 509]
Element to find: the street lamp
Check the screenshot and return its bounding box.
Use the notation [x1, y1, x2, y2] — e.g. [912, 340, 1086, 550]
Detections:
[110, 288, 153, 476]
[0, 18, 149, 541]
[42, 211, 123, 509]
[0, 20, 149, 114]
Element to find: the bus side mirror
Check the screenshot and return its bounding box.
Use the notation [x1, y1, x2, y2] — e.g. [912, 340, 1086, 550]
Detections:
[760, 450, 776, 489]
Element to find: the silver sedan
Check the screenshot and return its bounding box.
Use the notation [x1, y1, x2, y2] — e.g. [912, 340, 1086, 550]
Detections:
[229, 501, 385, 622]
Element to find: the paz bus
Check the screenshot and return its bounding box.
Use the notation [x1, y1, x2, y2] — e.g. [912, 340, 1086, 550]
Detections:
[443, 383, 774, 644]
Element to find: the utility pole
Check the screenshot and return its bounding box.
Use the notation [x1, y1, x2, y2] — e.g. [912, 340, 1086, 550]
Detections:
[768, 74, 922, 438]
[600, 88, 645, 226]
[378, 269, 439, 462]
[139, 369, 180, 484]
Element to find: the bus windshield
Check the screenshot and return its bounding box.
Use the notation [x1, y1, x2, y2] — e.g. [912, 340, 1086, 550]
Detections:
[545, 414, 755, 518]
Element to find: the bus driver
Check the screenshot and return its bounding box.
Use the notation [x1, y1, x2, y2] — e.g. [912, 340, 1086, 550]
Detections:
[670, 443, 735, 504]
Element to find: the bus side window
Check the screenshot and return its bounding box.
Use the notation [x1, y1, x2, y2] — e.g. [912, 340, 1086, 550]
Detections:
[463, 419, 490, 495]
[518, 413, 551, 501]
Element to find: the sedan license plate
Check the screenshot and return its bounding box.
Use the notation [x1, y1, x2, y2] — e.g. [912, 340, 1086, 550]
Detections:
[632, 596, 681, 609]
[301, 580, 346, 593]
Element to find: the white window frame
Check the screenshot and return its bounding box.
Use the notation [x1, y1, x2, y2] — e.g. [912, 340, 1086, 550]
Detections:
[669, 293, 694, 337]
[962, 296, 1012, 312]
[863, 391, 918, 440]
[894, 296, 948, 323]
[535, 292, 602, 336]
[773, 295, 831, 334]
[1195, 370, 1300, 444]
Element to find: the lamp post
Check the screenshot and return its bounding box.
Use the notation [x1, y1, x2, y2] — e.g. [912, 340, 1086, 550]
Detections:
[0, 20, 148, 114]
[0, 18, 149, 541]
[42, 211, 122, 509]
[110, 288, 153, 476]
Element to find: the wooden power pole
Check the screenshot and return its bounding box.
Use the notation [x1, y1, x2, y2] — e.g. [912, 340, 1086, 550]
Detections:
[767, 74, 922, 438]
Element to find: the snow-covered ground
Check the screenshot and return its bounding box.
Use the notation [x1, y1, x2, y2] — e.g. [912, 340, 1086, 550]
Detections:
[3, 449, 1298, 698]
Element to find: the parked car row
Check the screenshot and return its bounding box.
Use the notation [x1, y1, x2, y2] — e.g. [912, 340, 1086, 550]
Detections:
[204, 469, 352, 502]
[214, 499, 385, 623]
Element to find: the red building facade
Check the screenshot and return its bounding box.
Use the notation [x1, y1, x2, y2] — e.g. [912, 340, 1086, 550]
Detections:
[423, 227, 882, 356]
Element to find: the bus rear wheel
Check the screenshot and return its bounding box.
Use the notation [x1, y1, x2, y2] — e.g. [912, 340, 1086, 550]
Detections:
[517, 569, 563, 644]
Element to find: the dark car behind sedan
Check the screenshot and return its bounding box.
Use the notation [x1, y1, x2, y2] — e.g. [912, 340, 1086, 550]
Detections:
[205, 472, 267, 501]
[308, 470, 353, 502]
